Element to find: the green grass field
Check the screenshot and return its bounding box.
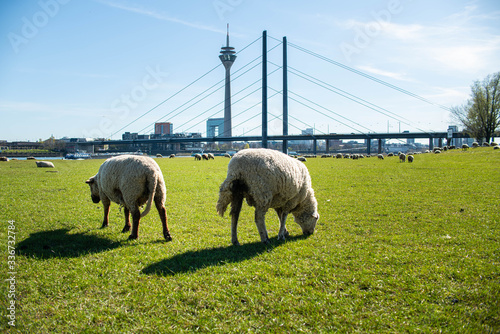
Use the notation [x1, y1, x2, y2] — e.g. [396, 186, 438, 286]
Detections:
[1, 148, 499, 333]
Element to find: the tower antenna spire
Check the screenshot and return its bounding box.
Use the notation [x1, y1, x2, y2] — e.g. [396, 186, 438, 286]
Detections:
[226, 23, 230, 47]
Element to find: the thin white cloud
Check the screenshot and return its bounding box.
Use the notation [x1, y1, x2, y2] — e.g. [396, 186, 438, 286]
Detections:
[336, 4, 500, 74]
[97, 0, 226, 35]
[356, 65, 411, 81]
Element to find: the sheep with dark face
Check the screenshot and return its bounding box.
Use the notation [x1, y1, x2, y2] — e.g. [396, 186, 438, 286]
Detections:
[85, 155, 171, 241]
[216, 149, 319, 245]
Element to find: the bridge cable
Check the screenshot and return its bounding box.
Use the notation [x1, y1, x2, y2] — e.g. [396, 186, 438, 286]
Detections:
[269, 36, 451, 112]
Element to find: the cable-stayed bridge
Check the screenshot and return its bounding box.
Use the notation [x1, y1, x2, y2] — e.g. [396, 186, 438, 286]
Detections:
[91, 30, 469, 155]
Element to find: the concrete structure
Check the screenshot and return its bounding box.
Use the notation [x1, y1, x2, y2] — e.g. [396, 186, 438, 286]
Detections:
[219, 24, 236, 138]
[207, 118, 224, 138]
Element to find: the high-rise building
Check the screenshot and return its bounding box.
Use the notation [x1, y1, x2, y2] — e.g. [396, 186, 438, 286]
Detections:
[207, 118, 224, 137]
[155, 122, 173, 136]
[219, 24, 236, 138]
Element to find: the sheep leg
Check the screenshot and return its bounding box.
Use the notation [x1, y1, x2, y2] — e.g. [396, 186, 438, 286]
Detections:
[155, 199, 171, 242]
[230, 191, 244, 246]
[254, 208, 270, 244]
[101, 198, 110, 228]
[276, 208, 289, 240]
[122, 207, 131, 233]
[128, 208, 141, 240]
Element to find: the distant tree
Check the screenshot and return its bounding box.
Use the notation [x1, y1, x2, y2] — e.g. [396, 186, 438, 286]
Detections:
[452, 72, 500, 143]
[243, 143, 250, 149]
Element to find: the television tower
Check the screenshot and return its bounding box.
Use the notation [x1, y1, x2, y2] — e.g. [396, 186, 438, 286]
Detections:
[219, 24, 236, 138]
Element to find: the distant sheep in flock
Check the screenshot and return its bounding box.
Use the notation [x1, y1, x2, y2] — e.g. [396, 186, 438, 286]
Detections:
[377, 154, 384, 160]
[462, 144, 469, 151]
[336, 153, 343, 159]
[297, 157, 307, 162]
[0, 156, 9, 162]
[36, 161, 55, 168]
[224, 153, 231, 158]
[216, 148, 319, 245]
[194, 154, 202, 161]
[407, 155, 414, 163]
[169, 154, 175, 158]
[202, 154, 209, 160]
[156, 154, 163, 158]
[399, 153, 406, 163]
[85, 155, 171, 241]
[208, 153, 215, 160]
[472, 142, 479, 148]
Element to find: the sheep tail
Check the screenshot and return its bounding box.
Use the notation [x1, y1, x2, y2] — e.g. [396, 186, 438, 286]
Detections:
[141, 174, 157, 218]
[216, 179, 233, 217]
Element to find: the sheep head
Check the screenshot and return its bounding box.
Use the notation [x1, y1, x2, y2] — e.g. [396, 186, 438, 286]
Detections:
[85, 176, 100, 203]
[293, 191, 319, 236]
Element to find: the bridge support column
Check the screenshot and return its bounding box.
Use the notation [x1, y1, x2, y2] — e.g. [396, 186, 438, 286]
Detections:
[313, 139, 317, 155]
[366, 139, 371, 155]
[326, 139, 330, 154]
[429, 138, 434, 151]
[438, 138, 443, 148]
[378, 139, 382, 154]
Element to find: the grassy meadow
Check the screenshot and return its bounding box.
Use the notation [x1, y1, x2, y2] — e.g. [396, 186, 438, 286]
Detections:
[0, 148, 499, 333]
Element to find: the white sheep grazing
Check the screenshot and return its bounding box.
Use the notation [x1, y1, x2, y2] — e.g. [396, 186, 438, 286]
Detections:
[377, 154, 384, 160]
[194, 154, 202, 161]
[399, 153, 406, 163]
[216, 148, 319, 245]
[85, 155, 171, 241]
[208, 153, 215, 160]
[462, 144, 469, 151]
[407, 155, 414, 163]
[202, 154, 209, 160]
[36, 161, 55, 168]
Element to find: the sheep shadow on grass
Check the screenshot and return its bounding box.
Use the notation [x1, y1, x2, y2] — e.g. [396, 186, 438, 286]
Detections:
[142, 234, 309, 276]
[17, 228, 123, 259]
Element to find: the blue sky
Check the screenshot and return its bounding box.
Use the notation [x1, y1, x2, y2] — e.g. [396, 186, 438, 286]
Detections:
[1, 0, 499, 141]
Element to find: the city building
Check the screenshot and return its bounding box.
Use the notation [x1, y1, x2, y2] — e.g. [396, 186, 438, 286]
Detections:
[207, 118, 224, 137]
[155, 122, 173, 136]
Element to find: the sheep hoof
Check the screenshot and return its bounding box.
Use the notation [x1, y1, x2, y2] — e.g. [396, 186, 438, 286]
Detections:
[122, 225, 131, 233]
[128, 234, 138, 240]
[164, 234, 172, 242]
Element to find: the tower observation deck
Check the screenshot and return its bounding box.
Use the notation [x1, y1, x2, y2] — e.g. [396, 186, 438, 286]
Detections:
[219, 24, 237, 138]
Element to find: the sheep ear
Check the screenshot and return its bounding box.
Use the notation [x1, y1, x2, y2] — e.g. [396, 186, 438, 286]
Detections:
[85, 178, 94, 184]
